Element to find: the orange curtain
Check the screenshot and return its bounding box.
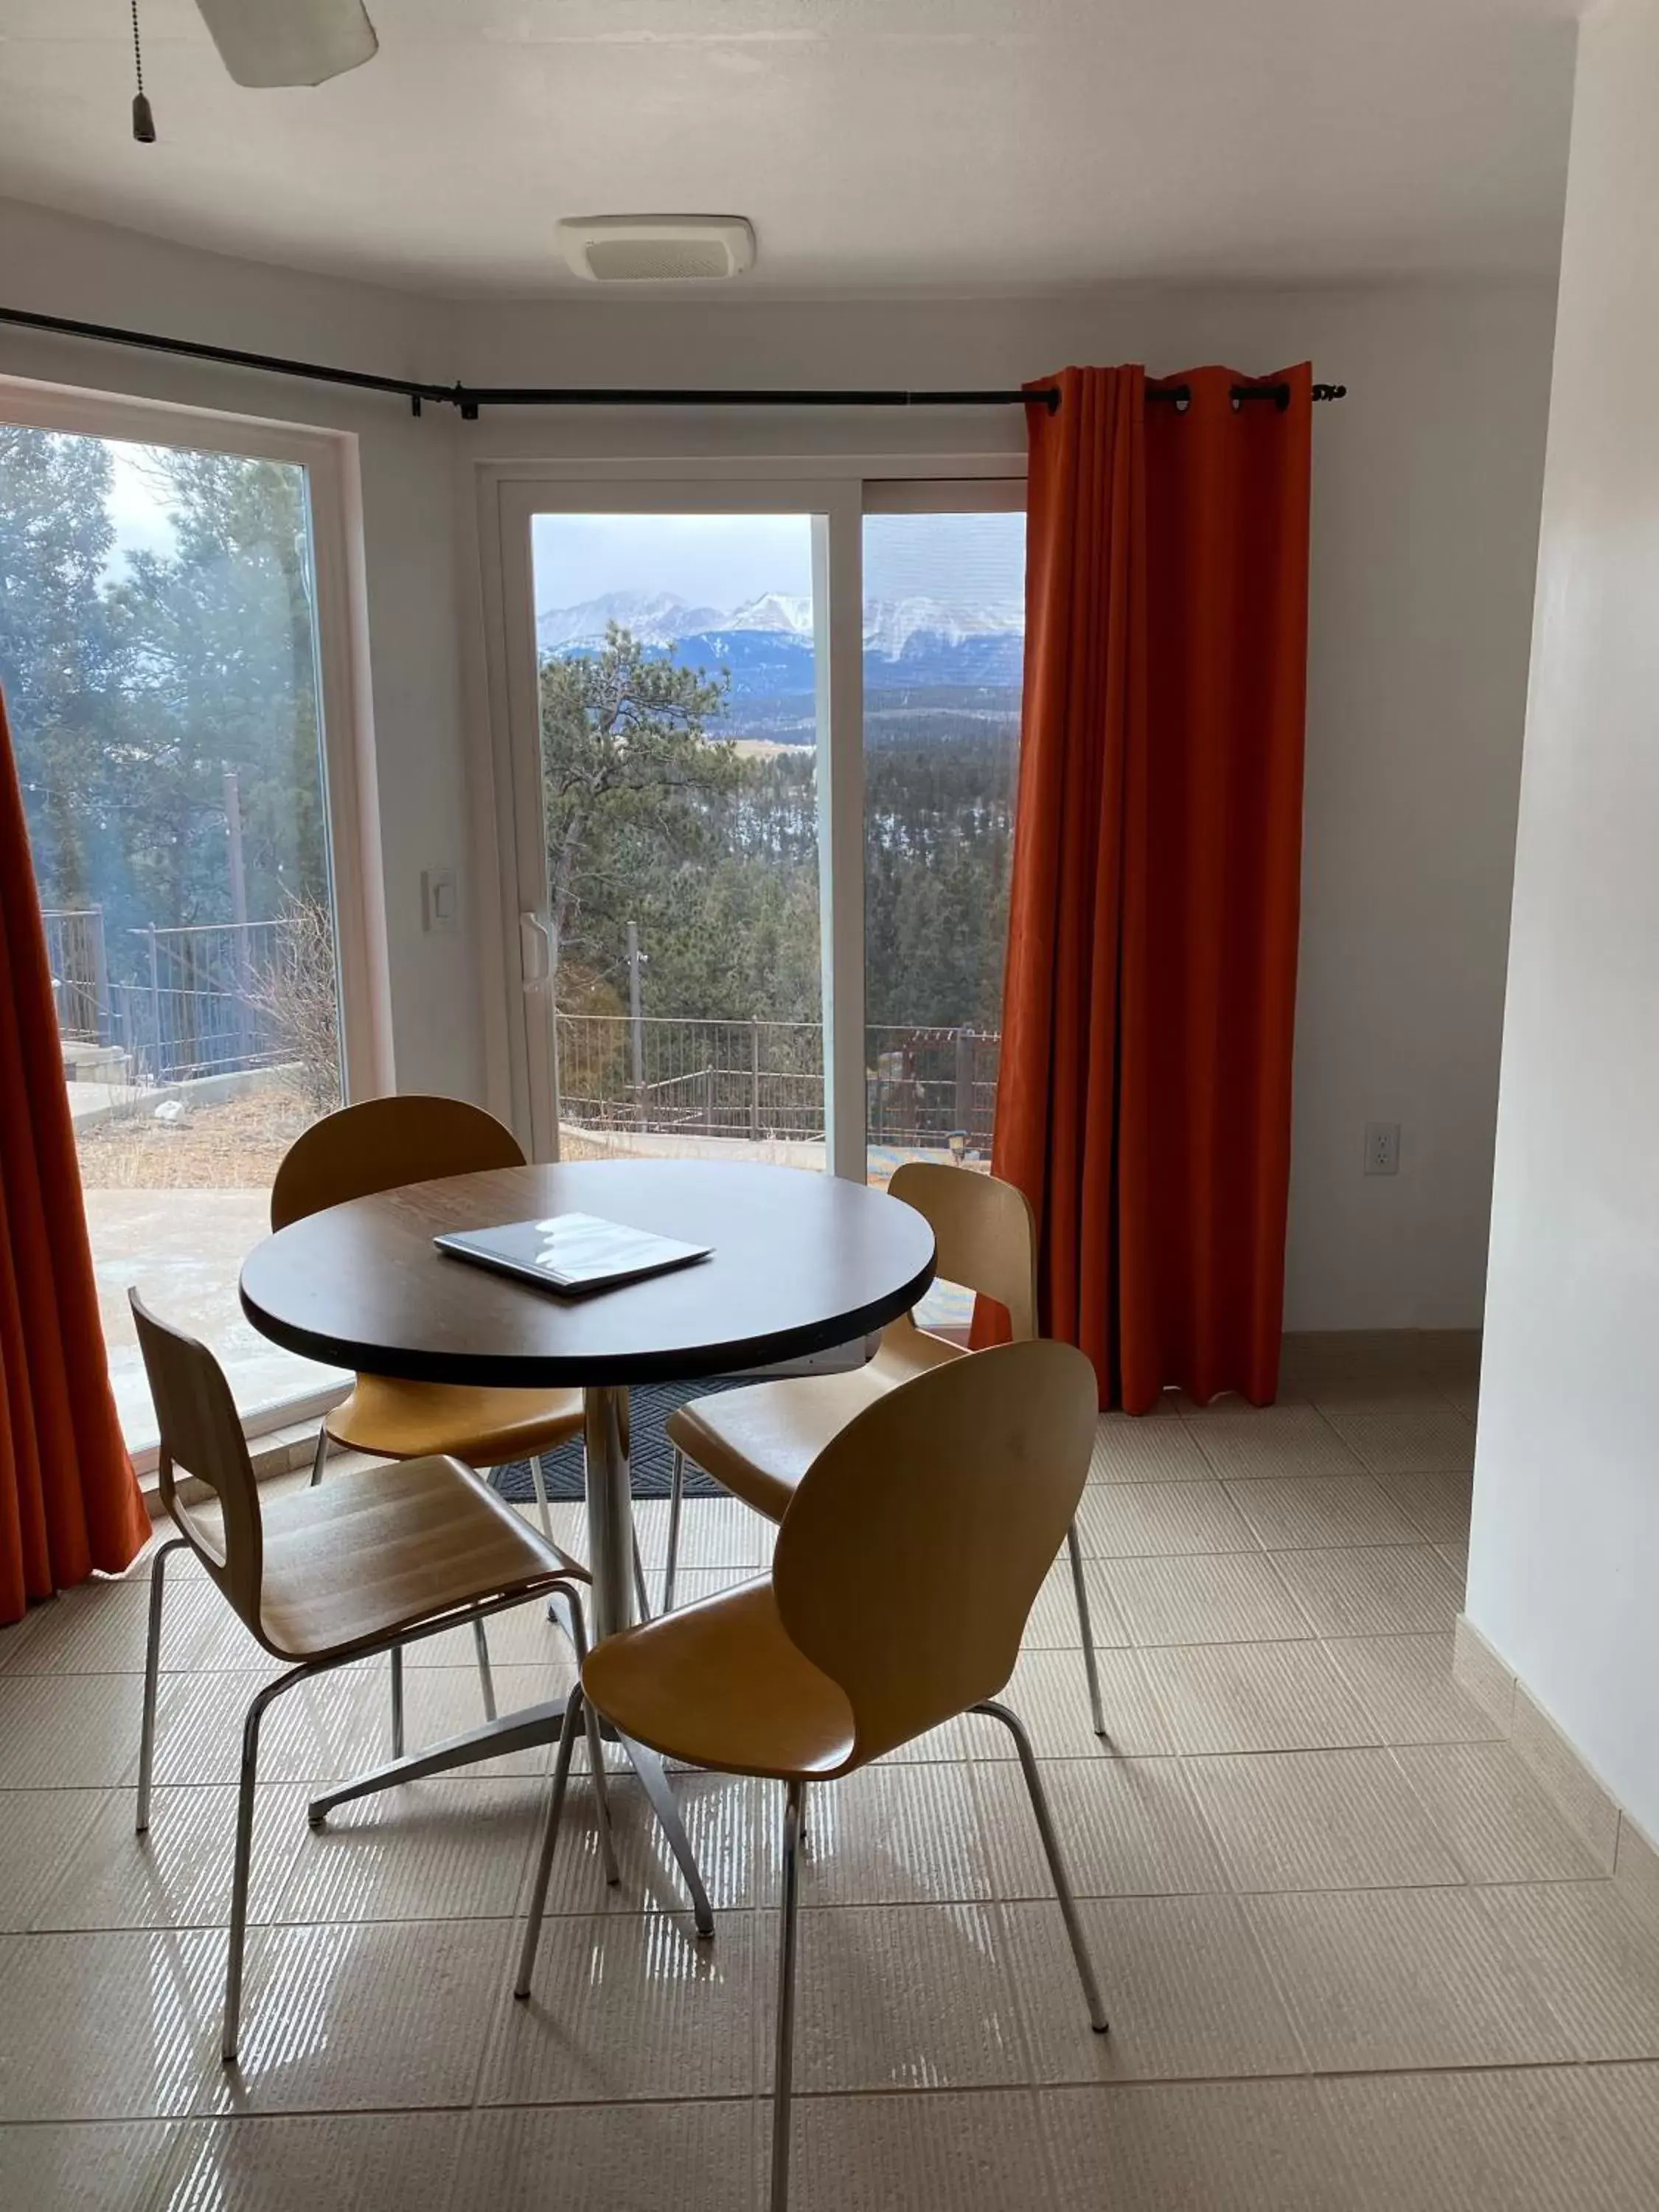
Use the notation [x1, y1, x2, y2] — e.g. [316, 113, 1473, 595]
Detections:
[1, 688, 150, 1625]
[987, 364, 1312, 1411]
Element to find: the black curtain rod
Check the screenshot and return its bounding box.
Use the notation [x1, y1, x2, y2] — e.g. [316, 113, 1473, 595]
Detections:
[1150, 380, 1348, 409]
[0, 304, 1345, 420]
[0, 305, 1048, 417]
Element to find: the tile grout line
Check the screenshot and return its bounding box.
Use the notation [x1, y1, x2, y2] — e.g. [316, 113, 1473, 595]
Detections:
[13, 1862, 1632, 1944]
[5, 2050, 1650, 2140]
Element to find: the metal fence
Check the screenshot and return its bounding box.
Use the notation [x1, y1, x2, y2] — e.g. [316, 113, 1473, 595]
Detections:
[557, 1015, 826, 1141]
[115, 920, 302, 1084]
[868, 1023, 1000, 1155]
[41, 907, 110, 1043]
[43, 908, 304, 1086]
[555, 1012, 1001, 1154]
[46, 909, 1002, 1136]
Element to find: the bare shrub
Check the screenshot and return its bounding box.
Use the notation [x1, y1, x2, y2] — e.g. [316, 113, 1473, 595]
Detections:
[246, 892, 342, 1117]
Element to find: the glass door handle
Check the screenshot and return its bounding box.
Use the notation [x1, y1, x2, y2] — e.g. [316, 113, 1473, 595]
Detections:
[519, 911, 553, 990]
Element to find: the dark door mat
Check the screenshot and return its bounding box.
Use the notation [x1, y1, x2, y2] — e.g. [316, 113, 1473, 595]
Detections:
[492, 1375, 748, 1502]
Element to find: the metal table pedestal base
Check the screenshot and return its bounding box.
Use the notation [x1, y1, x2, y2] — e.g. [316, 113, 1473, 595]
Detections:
[304, 1383, 714, 1938]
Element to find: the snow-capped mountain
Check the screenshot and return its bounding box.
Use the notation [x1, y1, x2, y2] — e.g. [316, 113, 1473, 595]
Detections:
[535, 591, 726, 654]
[726, 592, 814, 636]
[537, 589, 1023, 700]
[863, 595, 1023, 658]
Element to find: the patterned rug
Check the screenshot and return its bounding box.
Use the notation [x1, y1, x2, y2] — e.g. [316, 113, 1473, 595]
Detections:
[491, 1375, 748, 1502]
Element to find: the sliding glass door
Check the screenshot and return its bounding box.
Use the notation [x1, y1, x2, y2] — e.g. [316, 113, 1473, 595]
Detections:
[861, 487, 1026, 1325]
[495, 480, 865, 1181]
[536, 508, 825, 1166]
[491, 470, 1024, 1269]
[0, 412, 357, 1451]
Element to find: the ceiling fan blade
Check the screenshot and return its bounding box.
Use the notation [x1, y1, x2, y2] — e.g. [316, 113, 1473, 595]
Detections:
[194, 0, 378, 88]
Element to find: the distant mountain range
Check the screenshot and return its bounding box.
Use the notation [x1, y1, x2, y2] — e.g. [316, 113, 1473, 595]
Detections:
[538, 588, 1023, 696]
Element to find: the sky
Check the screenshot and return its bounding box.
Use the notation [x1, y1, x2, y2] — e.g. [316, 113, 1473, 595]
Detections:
[89, 425, 1026, 611]
[534, 512, 810, 611]
[532, 508, 1025, 615]
[100, 471, 1026, 615]
[102, 444, 181, 571]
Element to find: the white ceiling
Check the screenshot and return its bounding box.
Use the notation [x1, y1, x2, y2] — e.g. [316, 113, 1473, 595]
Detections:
[0, 0, 1579, 298]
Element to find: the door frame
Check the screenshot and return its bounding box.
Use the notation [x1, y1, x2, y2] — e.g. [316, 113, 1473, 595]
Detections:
[473, 453, 1027, 1185]
[0, 375, 391, 1465]
[0, 374, 394, 1099]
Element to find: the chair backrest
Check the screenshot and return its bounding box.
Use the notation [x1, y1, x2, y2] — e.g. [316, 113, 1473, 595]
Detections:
[773, 1338, 1096, 1767]
[128, 1290, 263, 1630]
[269, 1093, 526, 1231]
[886, 1161, 1037, 1339]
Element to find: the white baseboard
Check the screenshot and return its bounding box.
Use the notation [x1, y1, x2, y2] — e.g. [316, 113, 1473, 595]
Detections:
[1453, 1613, 1659, 1926]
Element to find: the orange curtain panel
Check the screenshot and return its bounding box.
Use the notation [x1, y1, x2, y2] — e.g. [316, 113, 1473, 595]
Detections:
[987, 366, 1148, 1386]
[989, 364, 1312, 1411]
[0, 687, 150, 1625]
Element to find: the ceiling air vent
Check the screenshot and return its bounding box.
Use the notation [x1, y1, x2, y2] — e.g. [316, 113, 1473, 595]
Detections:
[556, 216, 756, 283]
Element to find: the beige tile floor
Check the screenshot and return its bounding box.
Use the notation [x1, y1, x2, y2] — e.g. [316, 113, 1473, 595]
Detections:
[4, 1337, 1659, 2208]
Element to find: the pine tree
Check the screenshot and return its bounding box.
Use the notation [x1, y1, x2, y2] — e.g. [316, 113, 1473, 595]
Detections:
[0, 425, 125, 911]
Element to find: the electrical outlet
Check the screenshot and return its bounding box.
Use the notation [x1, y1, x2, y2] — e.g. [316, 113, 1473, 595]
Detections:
[1364, 1121, 1401, 1176]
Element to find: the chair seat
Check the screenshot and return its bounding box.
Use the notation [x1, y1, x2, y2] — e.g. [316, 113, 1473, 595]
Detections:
[234, 1455, 585, 1663]
[582, 1581, 857, 1782]
[665, 1324, 963, 1523]
[325, 1374, 585, 1465]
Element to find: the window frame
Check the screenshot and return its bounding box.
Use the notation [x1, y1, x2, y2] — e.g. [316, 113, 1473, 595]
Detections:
[860, 482, 1029, 1343]
[474, 455, 1028, 1195]
[0, 373, 391, 1465]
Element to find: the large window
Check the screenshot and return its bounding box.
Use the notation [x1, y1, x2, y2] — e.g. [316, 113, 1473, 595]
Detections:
[863, 494, 1026, 1326]
[1, 414, 354, 1451]
[490, 473, 1026, 1277]
[526, 509, 828, 1168]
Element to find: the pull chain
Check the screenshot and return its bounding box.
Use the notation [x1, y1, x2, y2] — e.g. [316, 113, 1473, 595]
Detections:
[131, 0, 156, 142]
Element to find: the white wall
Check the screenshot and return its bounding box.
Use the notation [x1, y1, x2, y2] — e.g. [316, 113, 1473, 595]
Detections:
[0, 202, 1557, 1332]
[1469, 0, 1659, 1840]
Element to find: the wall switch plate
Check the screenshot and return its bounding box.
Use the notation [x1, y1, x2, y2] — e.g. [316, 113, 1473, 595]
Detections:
[421, 866, 459, 935]
[1364, 1121, 1401, 1176]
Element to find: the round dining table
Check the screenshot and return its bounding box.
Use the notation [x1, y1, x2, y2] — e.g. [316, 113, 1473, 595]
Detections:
[240, 1157, 936, 1931]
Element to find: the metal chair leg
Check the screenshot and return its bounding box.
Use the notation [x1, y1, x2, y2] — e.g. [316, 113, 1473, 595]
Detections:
[552, 1582, 619, 1886]
[472, 1618, 498, 1721]
[1065, 1520, 1109, 1739]
[770, 1778, 806, 2212]
[974, 1699, 1108, 2033]
[212, 1586, 587, 2061]
[390, 1644, 405, 1757]
[664, 1447, 686, 1613]
[632, 1531, 653, 1626]
[308, 1425, 329, 1486]
[514, 1683, 584, 1998]
[136, 1537, 187, 1833]
[223, 1669, 305, 2064]
[528, 1450, 554, 1543]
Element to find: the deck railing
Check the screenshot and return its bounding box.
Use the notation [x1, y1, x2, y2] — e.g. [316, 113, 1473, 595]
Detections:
[115, 921, 302, 1085]
[555, 1012, 1001, 1154]
[43, 908, 307, 1086]
[41, 906, 110, 1043]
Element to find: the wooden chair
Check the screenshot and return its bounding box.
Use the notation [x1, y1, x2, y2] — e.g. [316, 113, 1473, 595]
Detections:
[662, 1161, 1107, 1733]
[129, 1290, 613, 2064]
[515, 1338, 1108, 2212]
[272, 1094, 651, 1745]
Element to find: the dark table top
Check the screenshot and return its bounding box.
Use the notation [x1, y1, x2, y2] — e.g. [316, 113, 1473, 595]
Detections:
[240, 1158, 936, 1389]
